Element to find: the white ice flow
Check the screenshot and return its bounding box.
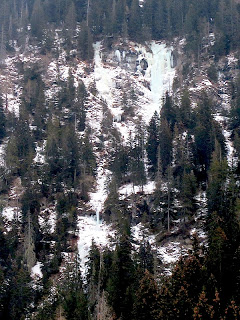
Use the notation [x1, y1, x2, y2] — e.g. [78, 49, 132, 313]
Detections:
[77, 216, 114, 276]
[77, 159, 113, 275]
[140, 42, 176, 123]
[93, 41, 176, 132]
[77, 41, 176, 275]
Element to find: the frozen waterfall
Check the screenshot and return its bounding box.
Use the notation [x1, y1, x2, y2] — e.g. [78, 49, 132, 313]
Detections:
[150, 42, 175, 106]
[139, 42, 176, 122]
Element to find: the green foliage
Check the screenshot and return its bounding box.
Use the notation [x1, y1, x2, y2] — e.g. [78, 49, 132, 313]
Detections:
[0, 104, 6, 141]
[192, 92, 226, 180]
[128, 127, 146, 186]
[207, 153, 228, 215]
[128, 0, 142, 41]
[106, 226, 135, 320]
[80, 133, 97, 176]
[31, 0, 45, 40]
[5, 115, 35, 176]
[104, 177, 123, 222]
[0, 0, 240, 59]
[133, 270, 160, 320]
[178, 89, 193, 129]
[78, 21, 94, 61]
[87, 240, 101, 286]
[207, 64, 218, 82]
[146, 111, 159, 173]
[59, 257, 88, 320]
[76, 80, 88, 131]
[110, 143, 128, 183]
[159, 119, 172, 174]
[2, 2, 240, 320]
[138, 241, 154, 274]
[8, 266, 33, 320]
[180, 170, 197, 216]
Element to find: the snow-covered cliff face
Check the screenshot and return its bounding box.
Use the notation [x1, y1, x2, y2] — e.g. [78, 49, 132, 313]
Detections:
[0, 37, 179, 276]
[93, 40, 176, 146]
[0, 35, 238, 280]
[77, 40, 177, 271]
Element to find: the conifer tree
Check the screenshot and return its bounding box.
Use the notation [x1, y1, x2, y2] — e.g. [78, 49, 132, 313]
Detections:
[76, 80, 88, 131]
[107, 223, 135, 320]
[78, 21, 94, 61]
[104, 177, 122, 222]
[128, 0, 142, 41]
[133, 270, 160, 320]
[146, 111, 160, 173]
[0, 27, 6, 65]
[112, 0, 125, 36]
[9, 266, 33, 319]
[193, 93, 216, 175]
[30, 0, 45, 40]
[159, 119, 172, 174]
[180, 170, 197, 217]
[138, 241, 154, 274]
[61, 124, 80, 188]
[23, 211, 36, 272]
[179, 89, 192, 128]
[59, 256, 88, 320]
[207, 148, 228, 215]
[0, 104, 6, 141]
[65, 1, 77, 38]
[161, 92, 176, 131]
[128, 128, 146, 187]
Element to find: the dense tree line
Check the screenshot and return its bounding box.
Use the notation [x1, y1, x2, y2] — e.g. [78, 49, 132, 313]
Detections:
[47, 218, 239, 320]
[0, 0, 240, 60]
[0, 61, 96, 319]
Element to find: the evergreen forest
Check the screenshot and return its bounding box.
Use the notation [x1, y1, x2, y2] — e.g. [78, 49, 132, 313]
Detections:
[0, 0, 240, 319]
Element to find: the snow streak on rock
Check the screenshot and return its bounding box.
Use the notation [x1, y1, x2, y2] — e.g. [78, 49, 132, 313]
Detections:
[94, 41, 123, 123]
[0, 139, 7, 166]
[214, 114, 238, 167]
[88, 160, 111, 219]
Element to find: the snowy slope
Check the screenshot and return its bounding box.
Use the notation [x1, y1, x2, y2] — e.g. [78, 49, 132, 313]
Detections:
[76, 40, 177, 273]
[93, 41, 175, 142]
[78, 216, 115, 275]
[3, 35, 234, 278]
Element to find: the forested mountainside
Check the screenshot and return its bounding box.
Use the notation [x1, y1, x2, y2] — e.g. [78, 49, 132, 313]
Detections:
[0, 0, 240, 319]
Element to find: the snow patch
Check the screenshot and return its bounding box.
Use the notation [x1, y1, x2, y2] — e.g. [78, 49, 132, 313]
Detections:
[31, 262, 43, 279]
[39, 205, 57, 234]
[1, 206, 19, 222]
[77, 216, 115, 276]
[214, 114, 238, 167]
[0, 141, 7, 166]
[119, 180, 156, 199]
[1, 206, 21, 232]
[89, 160, 111, 216]
[34, 141, 46, 164]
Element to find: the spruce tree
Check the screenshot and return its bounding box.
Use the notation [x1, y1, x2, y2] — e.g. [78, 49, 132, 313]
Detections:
[133, 270, 160, 320]
[30, 0, 45, 40]
[146, 111, 160, 173]
[0, 104, 6, 141]
[78, 21, 94, 61]
[128, 0, 142, 41]
[159, 119, 172, 174]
